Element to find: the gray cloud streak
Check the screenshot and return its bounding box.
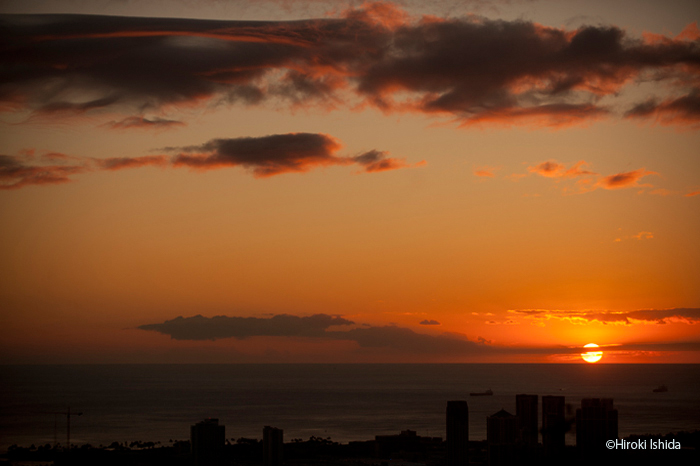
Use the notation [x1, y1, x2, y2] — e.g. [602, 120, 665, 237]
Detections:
[138, 314, 355, 340]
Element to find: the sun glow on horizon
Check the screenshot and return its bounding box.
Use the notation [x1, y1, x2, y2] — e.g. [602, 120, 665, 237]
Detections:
[581, 343, 603, 363]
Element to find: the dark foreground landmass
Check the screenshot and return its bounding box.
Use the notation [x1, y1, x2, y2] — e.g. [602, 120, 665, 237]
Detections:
[2, 430, 698, 466]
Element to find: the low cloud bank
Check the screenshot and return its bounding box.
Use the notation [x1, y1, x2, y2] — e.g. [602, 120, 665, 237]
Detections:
[138, 312, 700, 358]
[139, 313, 490, 355]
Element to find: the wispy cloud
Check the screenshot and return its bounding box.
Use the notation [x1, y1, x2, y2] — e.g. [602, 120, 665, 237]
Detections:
[351, 149, 421, 173]
[649, 188, 674, 196]
[597, 169, 657, 190]
[614, 231, 654, 242]
[98, 155, 170, 171]
[521, 160, 659, 194]
[625, 91, 700, 128]
[527, 160, 596, 179]
[473, 165, 501, 178]
[509, 308, 700, 326]
[0, 153, 89, 190]
[103, 116, 185, 130]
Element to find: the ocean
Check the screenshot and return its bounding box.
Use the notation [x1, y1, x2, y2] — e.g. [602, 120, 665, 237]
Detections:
[1, 364, 698, 451]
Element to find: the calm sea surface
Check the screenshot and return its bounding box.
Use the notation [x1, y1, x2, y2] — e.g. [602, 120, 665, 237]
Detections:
[1, 364, 699, 450]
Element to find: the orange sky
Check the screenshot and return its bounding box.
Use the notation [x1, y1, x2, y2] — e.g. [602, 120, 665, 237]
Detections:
[0, 0, 699, 363]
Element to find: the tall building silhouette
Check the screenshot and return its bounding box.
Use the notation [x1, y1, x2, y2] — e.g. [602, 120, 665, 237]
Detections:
[576, 398, 617, 456]
[515, 394, 538, 446]
[542, 395, 565, 459]
[263, 426, 283, 466]
[487, 409, 518, 466]
[191, 418, 225, 466]
[446, 401, 469, 466]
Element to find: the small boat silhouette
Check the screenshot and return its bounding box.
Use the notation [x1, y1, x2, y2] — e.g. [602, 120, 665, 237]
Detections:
[470, 389, 493, 396]
[653, 385, 668, 393]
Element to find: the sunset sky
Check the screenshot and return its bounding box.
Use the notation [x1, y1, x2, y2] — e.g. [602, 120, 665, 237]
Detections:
[1, 0, 699, 364]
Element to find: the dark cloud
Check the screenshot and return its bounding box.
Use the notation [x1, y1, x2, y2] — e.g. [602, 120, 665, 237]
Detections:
[419, 319, 441, 325]
[168, 133, 416, 177]
[521, 160, 657, 193]
[597, 168, 656, 189]
[103, 116, 185, 130]
[528, 160, 564, 177]
[351, 149, 414, 173]
[170, 132, 345, 177]
[1, 6, 699, 127]
[615, 308, 700, 325]
[343, 14, 698, 127]
[98, 155, 169, 171]
[138, 314, 355, 341]
[35, 96, 122, 115]
[0, 154, 88, 190]
[139, 313, 490, 355]
[528, 160, 596, 178]
[1, 133, 413, 189]
[625, 90, 700, 126]
[0, 10, 387, 115]
[1, 150, 169, 189]
[272, 70, 344, 105]
[40, 152, 75, 161]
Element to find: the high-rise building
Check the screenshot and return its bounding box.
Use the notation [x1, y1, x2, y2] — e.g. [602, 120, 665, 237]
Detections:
[446, 400, 469, 466]
[516, 394, 538, 446]
[191, 418, 225, 466]
[576, 398, 618, 456]
[542, 395, 565, 458]
[263, 426, 283, 466]
[487, 409, 518, 466]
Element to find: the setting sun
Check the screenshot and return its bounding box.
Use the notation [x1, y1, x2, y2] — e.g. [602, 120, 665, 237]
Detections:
[581, 343, 603, 363]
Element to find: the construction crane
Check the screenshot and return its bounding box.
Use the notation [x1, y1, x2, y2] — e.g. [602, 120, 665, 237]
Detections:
[41, 408, 82, 450]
